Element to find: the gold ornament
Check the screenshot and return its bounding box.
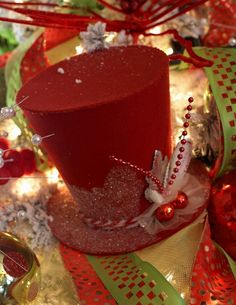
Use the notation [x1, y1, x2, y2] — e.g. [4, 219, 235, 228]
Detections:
[0, 232, 41, 304]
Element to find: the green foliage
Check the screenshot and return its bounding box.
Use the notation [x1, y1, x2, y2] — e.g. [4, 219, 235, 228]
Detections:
[61, 0, 103, 14]
[0, 25, 18, 55]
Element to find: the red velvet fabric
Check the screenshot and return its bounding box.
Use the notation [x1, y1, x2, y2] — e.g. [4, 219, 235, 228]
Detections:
[18, 46, 171, 190]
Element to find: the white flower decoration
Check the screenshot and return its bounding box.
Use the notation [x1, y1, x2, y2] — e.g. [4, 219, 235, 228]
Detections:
[80, 22, 109, 53]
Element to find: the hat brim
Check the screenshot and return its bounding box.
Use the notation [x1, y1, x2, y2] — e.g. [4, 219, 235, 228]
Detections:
[47, 161, 210, 255]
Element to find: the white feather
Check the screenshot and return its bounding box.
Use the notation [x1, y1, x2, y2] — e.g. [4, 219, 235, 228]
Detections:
[146, 150, 169, 190]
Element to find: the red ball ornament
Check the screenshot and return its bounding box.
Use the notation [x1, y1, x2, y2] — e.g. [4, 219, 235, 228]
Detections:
[172, 192, 189, 209]
[209, 170, 236, 260]
[156, 203, 175, 222]
[4, 150, 24, 178]
[0, 137, 9, 150]
[20, 149, 36, 175]
[0, 167, 10, 185]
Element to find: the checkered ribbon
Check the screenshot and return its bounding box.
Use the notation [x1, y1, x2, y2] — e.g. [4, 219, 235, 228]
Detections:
[195, 47, 236, 178]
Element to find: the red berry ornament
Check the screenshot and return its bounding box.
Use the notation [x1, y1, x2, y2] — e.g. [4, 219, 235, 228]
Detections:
[4, 150, 24, 178]
[172, 192, 189, 209]
[20, 149, 36, 175]
[0, 137, 9, 150]
[0, 167, 10, 185]
[156, 203, 175, 222]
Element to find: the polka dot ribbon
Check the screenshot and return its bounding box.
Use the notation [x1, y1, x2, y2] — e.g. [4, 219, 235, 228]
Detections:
[194, 47, 236, 178]
[190, 218, 236, 305]
[203, 0, 236, 47]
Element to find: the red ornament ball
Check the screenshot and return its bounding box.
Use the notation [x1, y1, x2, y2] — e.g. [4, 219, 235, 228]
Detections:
[0, 137, 9, 150]
[20, 149, 36, 175]
[156, 203, 175, 222]
[209, 170, 236, 260]
[0, 167, 10, 185]
[4, 150, 24, 178]
[172, 192, 189, 209]
[3, 251, 29, 278]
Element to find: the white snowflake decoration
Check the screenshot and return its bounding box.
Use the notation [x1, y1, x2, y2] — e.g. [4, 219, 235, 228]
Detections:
[80, 22, 109, 53]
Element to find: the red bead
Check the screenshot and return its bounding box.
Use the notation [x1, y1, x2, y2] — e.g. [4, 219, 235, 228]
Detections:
[177, 154, 183, 160]
[173, 168, 179, 173]
[185, 113, 191, 119]
[168, 180, 174, 185]
[172, 192, 188, 209]
[171, 174, 176, 179]
[156, 203, 175, 222]
[188, 97, 194, 103]
[183, 122, 189, 128]
[179, 147, 185, 153]
[187, 105, 192, 111]
[176, 161, 181, 166]
[182, 130, 187, 136]
[181, 139, 187, 145]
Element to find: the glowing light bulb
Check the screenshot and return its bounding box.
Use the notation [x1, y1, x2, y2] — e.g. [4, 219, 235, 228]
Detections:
[45, 167, 60, 184]
[6, 122, 22, 141]
[149, 26, 161, 35]
[75, 45, 83, 55]
[166, 48, 174, 55]
[13, 179, 41, 197]
[105, 32, 116, 43]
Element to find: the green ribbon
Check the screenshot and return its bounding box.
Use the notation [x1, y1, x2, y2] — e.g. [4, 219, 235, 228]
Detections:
[5, 29, 44, 108]
[215, 243, 236, 279]
[87, 253, 186, 305]
[194, 47, 236, 178]
[0, 25, 18, 55]
[5, 28, 49, 171]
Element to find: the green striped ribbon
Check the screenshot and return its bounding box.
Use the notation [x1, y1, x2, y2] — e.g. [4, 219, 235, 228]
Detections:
[5, 29, 49, 171]
[87, 253, 186, 305]
[215, 243, 236, 279]
[194, 47, 236, 178]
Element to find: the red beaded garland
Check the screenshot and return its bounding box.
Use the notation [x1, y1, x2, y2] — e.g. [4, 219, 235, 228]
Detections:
[176, 160, 181, 166]
[112, 97, 194, 193]
[187, 105, 192, 111]
[185, 113, 191, 119]
[156, 203, 175, 222]
[183, 122, 189, 128]
[177, 154, 183, 160]
[110, 155, 164, 193]
[166, 97, 194, 187]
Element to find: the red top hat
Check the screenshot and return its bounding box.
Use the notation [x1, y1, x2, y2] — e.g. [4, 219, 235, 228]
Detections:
[17, 45, 209, 254]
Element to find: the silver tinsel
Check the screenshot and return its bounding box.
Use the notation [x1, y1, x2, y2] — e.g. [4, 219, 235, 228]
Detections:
[0, 178, 57, 250]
